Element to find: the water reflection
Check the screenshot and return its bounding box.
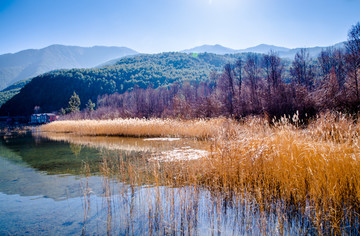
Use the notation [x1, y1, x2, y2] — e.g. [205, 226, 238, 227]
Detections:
[0, 135, 104, 200]
[0, 132, 314, 235]
[34, 131, 210, 154]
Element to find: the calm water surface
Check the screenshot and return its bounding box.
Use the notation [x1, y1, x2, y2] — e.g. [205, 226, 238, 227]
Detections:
[1, 132, 309, 235]
[0, 132, 215, 235]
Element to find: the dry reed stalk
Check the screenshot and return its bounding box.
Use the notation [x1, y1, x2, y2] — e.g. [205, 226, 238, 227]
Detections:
[80, 161, 91, 235]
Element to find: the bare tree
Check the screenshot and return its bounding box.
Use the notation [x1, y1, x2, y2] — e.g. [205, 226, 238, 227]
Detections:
[345, 22, 360, 101]
[334, 48, 346, 88]
[217, 63, 235, 116]
[262, 51, 285, 118]
[319, 48, 335, 79]
[263, 51, 283, 94]
[290, 49, 315, 90]
[319, 48, 346, 89]
[234, 59, 243, 100]
[244, 54, 262, 113]
[233, 59, 244, 116]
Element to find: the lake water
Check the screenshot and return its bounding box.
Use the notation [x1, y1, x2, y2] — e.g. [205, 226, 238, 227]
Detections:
[0, 131, 310, 235]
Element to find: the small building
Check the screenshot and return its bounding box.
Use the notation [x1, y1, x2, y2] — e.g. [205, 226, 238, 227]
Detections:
[30, 113, 57, 124]
[30, 114, 40, 124]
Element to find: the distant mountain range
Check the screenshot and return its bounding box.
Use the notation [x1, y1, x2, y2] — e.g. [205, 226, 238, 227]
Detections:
[0, 42, 347, 108]
[182, 42, 345, 58]
[0, 42, 346, 91]
[0, 45, 138, 90]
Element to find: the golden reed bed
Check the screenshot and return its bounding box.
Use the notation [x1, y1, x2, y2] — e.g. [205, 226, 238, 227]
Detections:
[42, 114, 360, 234]
[40, 118, 229, 138]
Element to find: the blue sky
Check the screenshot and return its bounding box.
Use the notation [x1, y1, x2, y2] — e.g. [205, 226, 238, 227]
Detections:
[0, 0, 359, 54]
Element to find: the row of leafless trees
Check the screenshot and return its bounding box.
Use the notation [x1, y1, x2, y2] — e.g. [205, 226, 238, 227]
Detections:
[68, 22, 360, 121]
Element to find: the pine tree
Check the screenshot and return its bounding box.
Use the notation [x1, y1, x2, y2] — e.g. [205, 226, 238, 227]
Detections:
[68, 92, 81, 113]
[86, 99, 95, 111]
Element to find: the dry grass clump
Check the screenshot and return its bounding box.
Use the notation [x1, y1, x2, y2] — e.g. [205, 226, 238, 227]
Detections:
[309, 112, 359, 143]
[187, 112, 360, 234]
[40, 118, 229, 139]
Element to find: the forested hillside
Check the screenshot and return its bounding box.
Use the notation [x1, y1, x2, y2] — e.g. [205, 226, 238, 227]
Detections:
[2, 19, 359, 121]
[0, 52, 243, 115]
[0, 42, 343, 107]
[0, 79, 31, 107]
[77, 44, 357, 121]
[58, 21, 360, 122]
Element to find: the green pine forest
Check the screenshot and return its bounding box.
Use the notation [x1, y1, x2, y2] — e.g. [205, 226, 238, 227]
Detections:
[0, 52, 251, 115]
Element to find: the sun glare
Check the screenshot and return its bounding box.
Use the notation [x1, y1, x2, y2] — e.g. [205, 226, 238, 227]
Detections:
[204, 0, 244, 10]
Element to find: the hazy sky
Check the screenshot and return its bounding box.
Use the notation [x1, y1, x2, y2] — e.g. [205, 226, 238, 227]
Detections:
[0, 0, 359, 54]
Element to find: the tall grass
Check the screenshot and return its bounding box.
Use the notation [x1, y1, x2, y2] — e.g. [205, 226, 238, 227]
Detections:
[55, 112, 360, 234]
[198, 114, 360, 234]
[40, 118, 229, 139]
